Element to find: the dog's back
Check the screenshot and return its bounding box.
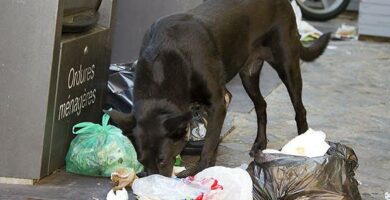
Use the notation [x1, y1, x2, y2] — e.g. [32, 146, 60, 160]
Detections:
[187, 0, 297, 80]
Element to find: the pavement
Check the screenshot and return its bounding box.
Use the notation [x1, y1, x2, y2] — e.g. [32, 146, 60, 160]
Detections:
[1, 13, 389, 200]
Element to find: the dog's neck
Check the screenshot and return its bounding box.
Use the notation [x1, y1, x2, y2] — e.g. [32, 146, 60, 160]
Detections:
[133, 99, 190, 119]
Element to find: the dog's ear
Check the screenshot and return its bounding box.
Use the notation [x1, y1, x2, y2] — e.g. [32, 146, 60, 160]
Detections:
[163, 111, 192, 138]
[104, 109, 136, 135]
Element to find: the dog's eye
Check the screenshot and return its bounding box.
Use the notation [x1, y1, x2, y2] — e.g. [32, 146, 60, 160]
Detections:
[169, 128, 188, 141]
[156, 156, 168, 167]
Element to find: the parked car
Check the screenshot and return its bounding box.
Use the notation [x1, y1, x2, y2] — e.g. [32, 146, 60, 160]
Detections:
[296, 0, 350, 21]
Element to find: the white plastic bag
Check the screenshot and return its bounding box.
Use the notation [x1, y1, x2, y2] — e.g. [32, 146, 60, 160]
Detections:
[263, 128, 330, 158]
[281, 128, 330, 157]
[291, 0, 302, 29]
[132, 166, 253, 200]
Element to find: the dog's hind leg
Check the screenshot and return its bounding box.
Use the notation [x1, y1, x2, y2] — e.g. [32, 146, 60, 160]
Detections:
[268, 30, 309, 135]
[239, 59, 267, 156]
[280, 64, 309, 135]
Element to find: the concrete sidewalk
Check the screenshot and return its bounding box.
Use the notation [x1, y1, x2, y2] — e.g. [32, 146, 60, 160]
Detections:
[217, 40, 390, 200]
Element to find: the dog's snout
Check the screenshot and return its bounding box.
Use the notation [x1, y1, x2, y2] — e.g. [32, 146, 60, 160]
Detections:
[145, 167, 158, 176]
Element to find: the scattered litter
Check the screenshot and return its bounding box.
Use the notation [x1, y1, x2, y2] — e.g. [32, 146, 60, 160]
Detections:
[327, 45, 338, 50]
[106, 188, 129, 200]
[174, 155, 182, 166]
[106, 168, 136, 200]
[334, 24, 358, 40]
[111, 168, 138, 191]
[299, 22, 323, 42]
[65, 112, 143, 177]
[132, 166, 252, 200]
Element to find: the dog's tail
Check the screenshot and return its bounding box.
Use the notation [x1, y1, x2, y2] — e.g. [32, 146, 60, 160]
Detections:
[299, 32, 331, 62]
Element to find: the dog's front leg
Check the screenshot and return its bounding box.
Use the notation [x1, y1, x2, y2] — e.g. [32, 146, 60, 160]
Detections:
[177, 98, 227, 177]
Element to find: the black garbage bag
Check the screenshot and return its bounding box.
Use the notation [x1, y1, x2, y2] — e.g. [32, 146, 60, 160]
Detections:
[106, 62, 136, 113]
[247, 142, 361, 200]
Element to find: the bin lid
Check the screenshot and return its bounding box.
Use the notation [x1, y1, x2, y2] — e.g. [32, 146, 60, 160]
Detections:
[62, 0, 102, 33]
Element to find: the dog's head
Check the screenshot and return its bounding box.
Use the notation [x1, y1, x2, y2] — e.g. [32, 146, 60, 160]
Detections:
[106, 107, 192, 177]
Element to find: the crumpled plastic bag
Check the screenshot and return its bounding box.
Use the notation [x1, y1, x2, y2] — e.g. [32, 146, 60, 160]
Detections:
[132, 166, 252, 200]
[65, 112, 143, 177]
[106, 62, 136, 113]
[189, 103, 208, 141]
[263, 128, 330, 157]
[247, 142, 361, 200]
[195, 166, 253, 200]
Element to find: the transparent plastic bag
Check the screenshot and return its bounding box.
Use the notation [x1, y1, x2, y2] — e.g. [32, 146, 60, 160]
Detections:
[132, 166, 252, 200]
[65, 112, 143, 177]
[195, 166, 253, 200]
[132, 175, 213, 200]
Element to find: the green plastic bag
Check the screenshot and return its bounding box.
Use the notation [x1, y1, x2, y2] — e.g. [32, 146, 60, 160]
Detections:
[65, 112, 143, 177]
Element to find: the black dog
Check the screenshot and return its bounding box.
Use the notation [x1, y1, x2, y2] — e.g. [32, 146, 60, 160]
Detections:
[107, 0, 330, 177]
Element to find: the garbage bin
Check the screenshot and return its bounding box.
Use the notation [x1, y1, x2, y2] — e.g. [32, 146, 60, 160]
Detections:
[0, 0, 115, 182]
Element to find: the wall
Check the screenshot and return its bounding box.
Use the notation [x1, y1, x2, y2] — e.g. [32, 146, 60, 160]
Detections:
[359, 0, 390, 37]
[348, 0, 360, 11]
[110, 0, 203, 63]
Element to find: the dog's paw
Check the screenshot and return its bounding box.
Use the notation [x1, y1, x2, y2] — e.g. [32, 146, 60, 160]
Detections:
[176, 165, 203, 178]
[249, 148, 259, 158]
[249, 142, 267, 157]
